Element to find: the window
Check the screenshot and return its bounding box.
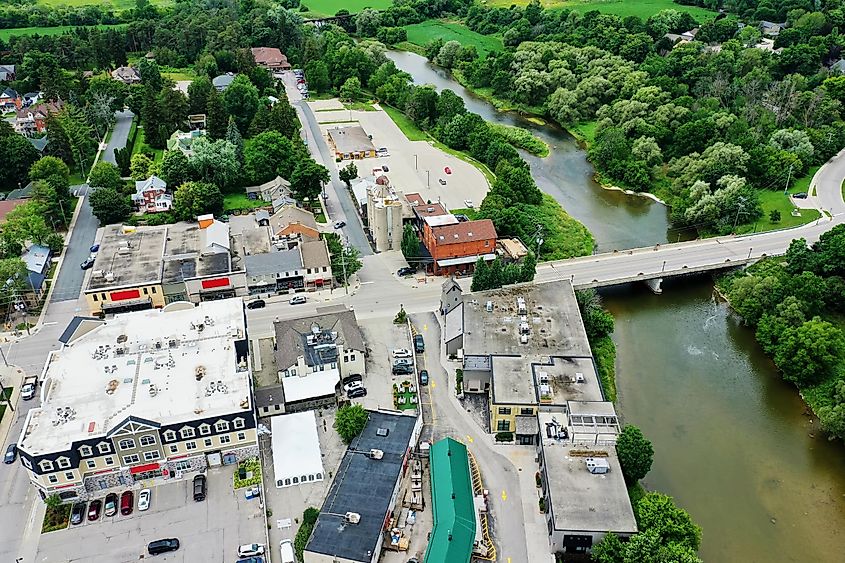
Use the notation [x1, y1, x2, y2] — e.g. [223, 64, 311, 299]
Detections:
[143, 287, 148, 295]
[233, 418, 245, 430]
[274, 405, 281, 411]
[104, 456, 114, 466]
[498, 407, 512, 415]
[290, 368, 297, 376]
[86, 460, 96, 469]
[93, 294, 98, 302]
[497, 420, 511, 432]
[180, 427, 195, 439]
[139, 435, 156, 446]
[97, 442, 110, 454]
[22, 458, 32, 469]
[350, 354, 356, 362]
[199, 424, 211, 436]
[169, 445, 178, 454]
[316, 472, 323, 480]
[39, 460, 54, 472]
[237, 432, 246, 442]
[57, 457, 71, 469]
[521, 408, 534, 416]
[143, 451, 160, 461]
[163, 430, 176, 442]
[292, 477, 299, 484]
[330, 362, 337, 369]
[78, 445, 92, 457]
[308, 474, 314, 482]
[214, 420, 229, 433]
[65, 472, 74, 480]
[219, 435, 231, 444]
[152, 287, 157, 294]
[204, 439, 213, 447]
[118, 438, 135, 450]
[175, 460, 191, 471]
[48, 475, 58, 484]
[123, 454, 140, 465]
[185, 441, 197, 451]
[284, 478, 291, 486]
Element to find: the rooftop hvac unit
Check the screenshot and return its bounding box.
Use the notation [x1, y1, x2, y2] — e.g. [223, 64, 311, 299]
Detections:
[104, 272, 116, 282]
[92, 270, 105, 279]
[519, 322, 530, 334]
[575, 372, 585, 383]
[345, 512, 361, 524]
[369, 449, 384, 460]
[517, 296, 527, 315]
[520, 334, 529, 344]
[585, 458, 610, 474]
[376, 427, 389, 437]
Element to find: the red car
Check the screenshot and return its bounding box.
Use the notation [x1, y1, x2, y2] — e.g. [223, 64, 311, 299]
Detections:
[120, 490, 134, 515]
[88, 499, 102, 521]
[444, 166, 452, 175]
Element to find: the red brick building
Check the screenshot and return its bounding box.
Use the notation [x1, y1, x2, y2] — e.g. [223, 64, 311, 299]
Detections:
[422, 218, 497, 276]
[250, 47, 292, 71]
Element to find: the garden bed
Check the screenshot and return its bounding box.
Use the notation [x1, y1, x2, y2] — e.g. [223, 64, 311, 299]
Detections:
[392, 380, 419, 411]
[233, 457, 262, 489]
[41, 502, 71, 533]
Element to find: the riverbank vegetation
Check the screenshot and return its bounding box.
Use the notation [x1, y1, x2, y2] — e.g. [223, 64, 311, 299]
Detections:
[576, 288, 617, 401]
[488, 122, 549, 157]
[717, 225, 845, 441]
[403, 20, 504, 57]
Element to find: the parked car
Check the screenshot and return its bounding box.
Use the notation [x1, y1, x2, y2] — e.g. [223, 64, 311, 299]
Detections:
[289, 295, 307, 305]
[80, 257, 95, 270]
[333, 220, 346, 229]
[342, 373, 363, 386]
[236, 558, 264, 563]
[238, 544, 266, 558]
[148, 538, 180, 555]
[393, 348, 412, 358]
[120, 490, 134, 515]
[4, 443, 16, 464]
[138, 488, 151, 511]
[414, 334, 425, 353]
[280, 540, 295, 563]
[87, 499, 102, 521]
[392, 363, 414, 375]
[419, 370, 429, 385]
[193, 474, 207, 501]
[244, 486, 261, 500]
[89, 244, 100, 253]
[793, 192, 808, 199]
[343, 380, 364, 393]
[438, 178, 446, 185]
[444, 166, 452, 175]
[70, 502, 86, 525]
[393, 358, 413, 367]
[246, 299, 266, 310]
[382, 164, 389, 172]
[348, 386, 367, 399]
[397, 267, 416, 277]
[464, 199, 473, 208]
[104, 493, 118, 516]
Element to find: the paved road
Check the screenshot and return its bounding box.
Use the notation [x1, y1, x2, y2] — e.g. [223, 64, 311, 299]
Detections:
[103, 109, 133, 165]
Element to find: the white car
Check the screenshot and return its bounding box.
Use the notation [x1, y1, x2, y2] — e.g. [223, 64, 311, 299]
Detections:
[392, 348, 412, 358]
[289, 295, 307, 305]
[137, 488, 151, 511]
[464, 199, 474, 208]
[238, 544, 266, 558]
[280, 540, 295, 563]
[343, 380, 363, 393]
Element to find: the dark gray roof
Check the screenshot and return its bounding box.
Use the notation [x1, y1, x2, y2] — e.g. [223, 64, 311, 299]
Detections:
[28, 136, 49, 152]
[58, 316, 103, 345]
[306, 411, 417, 562]
[254, 385, 285, 409]
[244, 249, 302, 277]
[7, 181, 35, 200]
[274, 308, 365, 371]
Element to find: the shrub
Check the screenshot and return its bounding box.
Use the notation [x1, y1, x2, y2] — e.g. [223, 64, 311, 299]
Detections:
[295, 507, 320, 560]
[495, 431, 513, 442]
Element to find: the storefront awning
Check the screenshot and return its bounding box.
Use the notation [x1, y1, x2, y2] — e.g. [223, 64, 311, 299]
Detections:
[436, 253, 496, 267]
[129, 462, 160, 474]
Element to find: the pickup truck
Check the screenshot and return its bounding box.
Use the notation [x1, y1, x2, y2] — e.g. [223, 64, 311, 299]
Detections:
[21, 375, 38, 401]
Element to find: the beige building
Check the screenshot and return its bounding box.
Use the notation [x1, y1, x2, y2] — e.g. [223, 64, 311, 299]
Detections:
[16, 300, 257, 501]
[366, 181, 405, 252]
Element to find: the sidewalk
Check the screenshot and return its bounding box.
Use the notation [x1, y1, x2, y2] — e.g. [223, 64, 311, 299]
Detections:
[0, 365, 25, 448]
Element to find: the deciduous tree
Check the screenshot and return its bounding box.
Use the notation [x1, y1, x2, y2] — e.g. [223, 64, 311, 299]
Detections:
[172, 181, 224, 221]
[616, 425, 654, 483]
[90, 186, 131, 225]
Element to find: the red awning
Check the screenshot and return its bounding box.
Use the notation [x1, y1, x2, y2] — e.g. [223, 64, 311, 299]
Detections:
[201, 277, 230, 289]
[129, 463, 160, 474]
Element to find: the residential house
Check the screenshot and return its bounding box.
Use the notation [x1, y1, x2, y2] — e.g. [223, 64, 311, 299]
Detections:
[0, 199, 27, 224]
[188, 114, 206, 130]
[132, 176, 172, 214]
[213, 73, 236, 91]
[166, 129, 205, 156]
[7, 181, 35, 200]
[251, 47, 291, 71]
[1, 87, 20, 111]
[269, 205, 320, 243]
[22, 92, 41, 107]
[327, 126, 377, 160]
[111, 66, 141, 84]
[21, 244, 52, 302]
[28, 136, 49, 154]
[0, 64, 16, 81]
[15, 100, 64, 136]
[245, 175, 292, 202]
[759, 20, 785, 36]
[680, 28, 699, 42]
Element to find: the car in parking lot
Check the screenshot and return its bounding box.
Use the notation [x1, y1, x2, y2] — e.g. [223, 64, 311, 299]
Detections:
[87, 499, 102, 521]
[342, 373, 363, 386]
[397, 267, 416, 277]
[138, 488, 151, 511]
[393, 358, 413, 366]
[392, 348, 412, 358]
[414, 334, 425, 353]
[333, 220, 346, 229]
[444, 166, 452, 174]
[80, 257, 95, 270]
[348, 386, 367, 399]
[343, 380, 364, 393]
[419, 370, 429, 385]
[280, 539, 295, 563]
[382, 164, 389, 172]
[392, 363, 414, 375]
[148, 538, 180, 555]
[247, 299, 266, 309]
[193, 474, 207, 501]
[236, 557, 265, 563]
[289, 295, 307, 305]
[238, 544, 266, 557]
[70, 502, 86, 525]
[464, 199, 473, 208]
[793, 192, 808, 199]
[4, 443, 16, 464]
[120, 490, 134, 515]
[89, 244, 100, 253]
[438, 178, 446, 185]
[104, 493, 118, 517]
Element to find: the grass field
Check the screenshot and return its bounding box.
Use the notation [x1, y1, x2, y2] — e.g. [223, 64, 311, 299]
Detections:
[484, 0, 718, 20]
[304, 0, 392, 18]
[35, 0, 170, 10]
[0, 23, 126, 41]
[735, 190, 821, 235]
[403, 21, 504, 57]
[382, 105, 429, 141]
[223, 193, 267, 212]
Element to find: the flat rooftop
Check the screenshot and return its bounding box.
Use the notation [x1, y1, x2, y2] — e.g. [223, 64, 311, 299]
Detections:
[162, 222, 234, 283]
[86, 225, 167, 291]
[271, 411, 324, 486]
[534, 356, 604, 404]
[306, 410, 417, 563]
[491, 355, 535, 405]
[328, 126, 376, 154]
[463, 281, 591, 358]
[20, 300, 251, 455]
[538, 411, 637, 535]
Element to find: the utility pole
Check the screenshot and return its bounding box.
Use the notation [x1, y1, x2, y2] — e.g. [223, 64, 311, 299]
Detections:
[732, 196, 748, 233]
[784, 164, 793, 194]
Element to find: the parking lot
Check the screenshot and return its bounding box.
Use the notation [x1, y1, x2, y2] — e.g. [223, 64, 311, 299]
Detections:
[35, 467, 266, 563]
[356, 317, 417, 413]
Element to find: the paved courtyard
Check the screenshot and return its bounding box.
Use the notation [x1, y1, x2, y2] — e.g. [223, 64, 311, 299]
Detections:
[358, 316, 416, 413]
[35, 466, 266, 563]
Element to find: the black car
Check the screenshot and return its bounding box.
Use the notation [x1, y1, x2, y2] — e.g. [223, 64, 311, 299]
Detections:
[793, 192, 808, 199]
[80, 257, 95, 270]
[4, 443, 16, 464]
[419, 370, 429, 385]
[348, 387, 367, 399]
[392, 363, 414, 375]
[414, 334, 425, 353]
[397, 267, 416, 277]
[70, 502, 86, 525]
[193, 474, 207, 501]
[382, 164, 389, 172]
[246, 299, 266, 310]
[148, 538, 180, 555]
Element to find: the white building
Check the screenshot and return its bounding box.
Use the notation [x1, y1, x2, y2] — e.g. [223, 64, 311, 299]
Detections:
[271, 411, 324, 488]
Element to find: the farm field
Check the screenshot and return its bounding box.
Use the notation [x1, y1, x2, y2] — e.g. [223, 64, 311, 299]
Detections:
[485, 0, 718, 20]
[304, 0, 392, 18]
[403, 21, 503, 57]
[33, 0, 171, 10]
[0, 23, 126, 41]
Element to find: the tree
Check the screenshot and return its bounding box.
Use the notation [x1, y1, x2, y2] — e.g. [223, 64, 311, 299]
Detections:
[591, 532, 627, 563]
[206, 88, 227, 140]
[635, 492, 702, 551]
[339, 77, 362, 102]
[3, 202, 51, 246]
[187, 76, 213, 116]
[159, 150, 191, 188]
[88, 162, 124, 192]
[188, 138, 240, 189]
[137, 58, 163, 92]
[616, 425, 654, 483]
[0, 258, 29, 305]
[817, 379, 845, 439]
[45, 233, 64, 254]
[29, 156, 70, 190]
[304, 60, 330, 93]
[338, 162, 358, 186]
[172, 181, 224, 221]
[0, 123, 40, 190]
[113, 147, 131, 176]
[45, 494, 62, 510]
[130, 153, 154, 181]
[226, 117, 244, 163]
[223, 75, 260, 134]
[244, 132, 301, 184]
[90, 187, 131, 225]
[334, 403, 368, 444]
[401, 224, 419, 265]
[268, 98, 301, 139]
[290, 159, 329, 201]
[769, 209, 782, 223]
[435, 40, 463, 69]
[324, 233, 362, 284]
[774, 317, 845, 385]
[355, 8, 381, 37]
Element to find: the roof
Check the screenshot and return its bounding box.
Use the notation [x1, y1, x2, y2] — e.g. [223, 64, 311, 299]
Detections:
[19, 300, 251, 456]
[491, 355, 535, 404]
[1, 87, 17, 98]
[270, 205, 317, 236]
[424, 214, 459, 228]
[281, 368, 339, 403]
[415, 203, 450, 219]
[271, 411, 324, 486]
[328, 126, 376, 154]
[135, 175, 166, 193]
[251, 47, 289, 67]
[246, 175, 291, 197]
[28, 136, 49, 152]
[58, 316, 104, 345]
[274, 307, 365, 371]
[404, 193, 425, 207]
[0, 199, 27, 223]
[213, 73, 236, 89]
[111, 66, 140, 80]
[244, 248, 302, 277]
[424, 438, 476, 563]
[21, 244, 50, 274]
[86, 225, 167, 291]
[306, 410, 417, 563]
[300, 240, 330, 269]
[202, 220, 230, 252]
[436, 253, 495, 267]
[254, 385, 284, 409]
[7, 181, 35, 200]
[534, 357, 604, 405]
[431, 219, 497, 247]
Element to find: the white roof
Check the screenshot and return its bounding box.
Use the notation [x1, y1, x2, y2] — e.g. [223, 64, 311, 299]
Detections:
[282, 369, 339, 403]
[424, 214, 459, 228]
[135, 175, 166, 192]
[202, 220, 230, 252]
[271, 411, 324, 485]
[20, 300, 251, 455]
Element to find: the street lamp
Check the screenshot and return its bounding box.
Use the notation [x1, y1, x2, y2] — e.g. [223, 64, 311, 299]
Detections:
[747, 247, 753, 259]
[662, 260, 667, 272]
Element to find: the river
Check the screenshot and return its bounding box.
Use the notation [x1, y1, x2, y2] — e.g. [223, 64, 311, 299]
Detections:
[387, 50, 845, 561]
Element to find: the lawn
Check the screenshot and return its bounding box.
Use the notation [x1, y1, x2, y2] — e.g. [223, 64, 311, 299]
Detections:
[789, 165, 820, 195]
[0, 387, 12, 423]
[569, 121, 597, 145]
[131, 126, 164, 162]
[0, 23, 127, 41]
[449, 207, 480, 219]
[35, 0, 171, 10]
[223, 192, 269, 212]
[735, 190, 821, 235]
[304, 0, 392, 18]
[404, 21, 504, 58]
[485, 0, 718, 20]
[382, 105, 429, 141]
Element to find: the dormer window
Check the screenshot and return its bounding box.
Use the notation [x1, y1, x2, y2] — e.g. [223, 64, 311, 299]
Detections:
[39, 460, 54, 472]
[199, 424, 211, 436]
[57, 457, 71, 469]
[78, 445, 92, 457]
[215, 420, 230, 433]
[97, 442, 110, 454]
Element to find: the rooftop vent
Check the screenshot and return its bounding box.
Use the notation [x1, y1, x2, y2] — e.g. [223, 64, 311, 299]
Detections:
[195, 365, 206, 381]
[345, 512, 361, 524]
[376, 427, 389, 437]
[369, 449, 384, 460]
[104, 272, 116, 282]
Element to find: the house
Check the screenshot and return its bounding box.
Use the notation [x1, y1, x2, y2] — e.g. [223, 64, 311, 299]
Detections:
[22, 92, 41, 107]
[832, 59, 845, 73]
[0, 199, 27, 224]
[132, 175, 172, 214]
[0, 64, 16, 81]
[213, 73, 236, 91]
[28, 136, 49, 154]
[16, 299, 258, 501]
[21, 244, 52, 300]
[166, 129, 205, 156]
[327, 126, 377, 160]
[188, 113, 206, 130]
[680, 28, 699, 42]
[15, 100, 63, 136]
[6, 181, 35, 200]
[1, 87, 20, 110]
[422, 218, 497, 276]
[111, 66, 141, 84]
[245, 175, 292, 202]
[759, 20, 785, 36]
[250, 47, 291, 71]
[269, 205, 320, 242]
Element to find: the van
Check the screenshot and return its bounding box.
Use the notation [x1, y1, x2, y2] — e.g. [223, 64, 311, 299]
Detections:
[193, 474, 207, 501]
[280, 539, 295, 563]
[148, 538, 180, 555]
[414, 334, 424, 353]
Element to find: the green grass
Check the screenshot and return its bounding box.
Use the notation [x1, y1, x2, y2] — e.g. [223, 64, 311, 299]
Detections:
[383, 105, 429, 141]
[223, 193, 269, 212]
[0, 387, 12, 423]
[35, 0, 170, 10]
[449, 207, 480, 219]
[485, 0, 718, 20]
[403, 20, 504, 58]
[162, 71, 196, 81]
[789, 165, 820, 195]
[489, 122, 549, 157]
[735, 190, 821, 234]
[343, 101, 377, 111]
[512, 194, 593, 260]
[592, 335, 617, 402]
[394, 41, 426, 56]
[69, 171, 86, 186]
[452, 70, 546, 116]
[0, 23, 127, 41]
[303, 0, 392, 18]
[569, 121, 598, 145]
[131, 126, 164, 162]
[841, 178, 845, 202]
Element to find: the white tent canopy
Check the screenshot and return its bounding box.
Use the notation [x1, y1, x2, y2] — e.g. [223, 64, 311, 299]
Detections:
[271, 411, 325, 488]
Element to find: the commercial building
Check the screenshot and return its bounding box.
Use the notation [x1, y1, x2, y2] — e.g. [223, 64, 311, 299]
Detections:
[424, 438, 476, 563]
[304, 410, 420, 563]
[16, 300, 257, 501]
[251, 47, 292, 70]
[83, 221, 247, 315]
[273, 306, 365, 412]
[270, 411, 324, 487]
[327, 126, 377, 160]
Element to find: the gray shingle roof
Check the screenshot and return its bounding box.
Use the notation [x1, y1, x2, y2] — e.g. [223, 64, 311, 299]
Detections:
[244, 249, 302, 276]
